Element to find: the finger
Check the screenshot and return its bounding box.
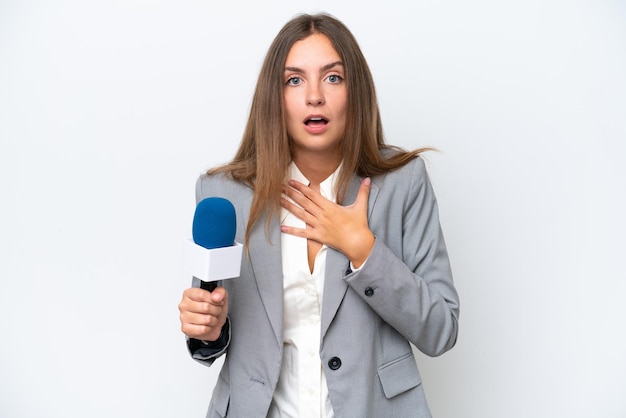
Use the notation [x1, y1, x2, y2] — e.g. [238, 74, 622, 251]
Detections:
[281, 196, 318, 226]
[184, 287, 214, 303]
[180, 293, 226, 315]
[353, 177, 372, 210]
[181, 310, 214, 327]
[280, 194, 306, 216]
[280, 224, 312, 239]
[286, 180, 328, 208]
[179, 298, 216, 316]
[181, 322, 219, 339]
[185, 286, 228, 305]
[282, 183, 316, 212]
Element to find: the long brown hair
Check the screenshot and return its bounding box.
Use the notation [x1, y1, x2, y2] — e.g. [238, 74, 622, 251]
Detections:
[209, 13, 429, 246]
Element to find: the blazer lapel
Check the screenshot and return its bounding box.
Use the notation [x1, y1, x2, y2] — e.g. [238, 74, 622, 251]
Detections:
[247, 212, 284, 348]
[321, 175, 380, 338]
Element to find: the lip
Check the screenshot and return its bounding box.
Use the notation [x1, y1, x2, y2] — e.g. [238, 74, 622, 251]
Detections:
[303, 114, 329, 135]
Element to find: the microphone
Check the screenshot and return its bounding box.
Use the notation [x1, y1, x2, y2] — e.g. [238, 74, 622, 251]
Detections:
[183, 197, 243, 292]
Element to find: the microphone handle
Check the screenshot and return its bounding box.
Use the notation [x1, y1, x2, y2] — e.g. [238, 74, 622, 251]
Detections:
[200, 280, 218, 292]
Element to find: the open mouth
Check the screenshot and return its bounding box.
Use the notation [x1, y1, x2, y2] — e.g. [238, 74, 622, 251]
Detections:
[304, 117, 328, 126]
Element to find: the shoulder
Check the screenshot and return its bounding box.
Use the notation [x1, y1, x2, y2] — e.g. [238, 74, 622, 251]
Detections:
[195, 172, 252, 204]
[376, 155, 428, 185]
[371, 156, 435, 212]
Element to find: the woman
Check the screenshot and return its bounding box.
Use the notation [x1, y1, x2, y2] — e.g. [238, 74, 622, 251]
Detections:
[179, 13, 459, 418]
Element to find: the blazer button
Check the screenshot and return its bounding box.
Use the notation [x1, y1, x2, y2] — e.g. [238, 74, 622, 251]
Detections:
[364, 287, 375, 297]
[328, 357, 342, 370]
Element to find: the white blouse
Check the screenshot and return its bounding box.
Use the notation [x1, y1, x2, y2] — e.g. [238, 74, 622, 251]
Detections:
[268, 162, 338, 418]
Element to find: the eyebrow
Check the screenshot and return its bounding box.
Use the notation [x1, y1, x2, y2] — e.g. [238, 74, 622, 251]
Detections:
[284, 61, 344, 73]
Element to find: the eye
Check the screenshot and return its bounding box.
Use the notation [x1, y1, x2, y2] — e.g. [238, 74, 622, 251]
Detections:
[326, 74, 343, 84]
[286, 76, 302, 86]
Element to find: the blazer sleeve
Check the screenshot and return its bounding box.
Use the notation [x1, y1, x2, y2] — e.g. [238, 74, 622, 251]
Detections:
[345, 158, 460, 357]
[186, 317, 231, 365]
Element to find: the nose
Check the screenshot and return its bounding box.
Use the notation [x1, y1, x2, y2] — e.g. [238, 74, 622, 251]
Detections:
[306, 82, 325, 106]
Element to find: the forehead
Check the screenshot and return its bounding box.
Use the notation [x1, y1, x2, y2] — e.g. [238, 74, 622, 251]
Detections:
[285, 33, 342, 67]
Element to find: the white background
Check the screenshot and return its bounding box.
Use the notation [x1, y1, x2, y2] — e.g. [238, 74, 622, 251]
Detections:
[1, 1, 625, 417]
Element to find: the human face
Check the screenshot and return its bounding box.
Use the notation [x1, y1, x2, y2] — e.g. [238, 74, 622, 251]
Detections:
[283, 33, 347, 165]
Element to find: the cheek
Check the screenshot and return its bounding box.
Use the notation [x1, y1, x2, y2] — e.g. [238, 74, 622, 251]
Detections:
[283, 98, 298, 136]
[335, 91, 348, 117]
[283, 95, 298, 121]
[336, 96, 348, 125]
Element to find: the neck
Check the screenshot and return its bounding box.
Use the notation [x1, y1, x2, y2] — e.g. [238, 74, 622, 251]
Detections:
[292, 154, 341, 185]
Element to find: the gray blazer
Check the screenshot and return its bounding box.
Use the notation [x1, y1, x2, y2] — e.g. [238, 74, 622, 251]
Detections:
[190, 157, 460, 418]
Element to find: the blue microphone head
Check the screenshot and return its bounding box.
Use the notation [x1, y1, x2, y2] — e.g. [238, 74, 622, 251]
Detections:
[192, 197, 236, 249]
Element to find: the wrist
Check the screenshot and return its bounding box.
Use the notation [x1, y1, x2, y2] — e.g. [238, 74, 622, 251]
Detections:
[348, 232, 375, 269]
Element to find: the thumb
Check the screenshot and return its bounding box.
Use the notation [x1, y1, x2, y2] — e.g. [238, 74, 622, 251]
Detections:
[354, 177, 371, 210]
[210, 286, 228, 304]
